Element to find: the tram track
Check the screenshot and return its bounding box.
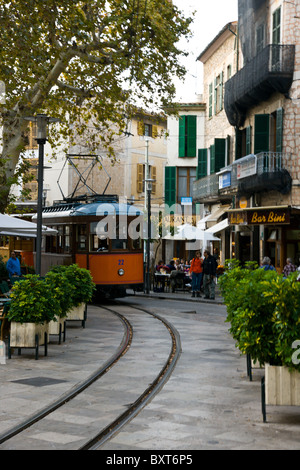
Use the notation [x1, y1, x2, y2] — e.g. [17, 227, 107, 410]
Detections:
[0, 302, 181, 450]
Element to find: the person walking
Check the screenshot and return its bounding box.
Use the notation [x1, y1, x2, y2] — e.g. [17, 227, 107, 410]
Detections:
[189, 251, 203, 298]
[202, 249, 217, 299]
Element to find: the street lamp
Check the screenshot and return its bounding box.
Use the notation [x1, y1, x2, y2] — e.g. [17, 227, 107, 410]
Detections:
[144, 178, 155, 294]
[24, 114, 60, 275]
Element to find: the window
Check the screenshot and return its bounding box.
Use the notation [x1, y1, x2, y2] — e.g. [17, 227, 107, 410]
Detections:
[137, 121, 158, 138]
[178, 115, 197, 157]
[197, 149, 207, 179]
[214, 72, 224, 114]
[177, 167, 196, 202]
[254, 114, 270, 153]
[227, 64, 232, 80]
[164, 166, 176, 207]
[210, 139, 226, 174]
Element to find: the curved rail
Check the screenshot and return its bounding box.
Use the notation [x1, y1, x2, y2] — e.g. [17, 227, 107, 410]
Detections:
[0, 310, 132, 445]
[0, 304, 181, 450]
[80, 306, 181, 450]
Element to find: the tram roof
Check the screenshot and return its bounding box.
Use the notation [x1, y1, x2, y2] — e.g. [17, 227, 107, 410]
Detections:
[72, 202, 143, 216]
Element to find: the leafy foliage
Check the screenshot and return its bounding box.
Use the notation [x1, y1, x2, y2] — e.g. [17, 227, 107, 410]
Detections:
[7, 275, 58, 324]
[0, 0, 193, 211]
[219, 261, 300, 372]
[45, 270, 76, 318]
[49, 264, 95, 306]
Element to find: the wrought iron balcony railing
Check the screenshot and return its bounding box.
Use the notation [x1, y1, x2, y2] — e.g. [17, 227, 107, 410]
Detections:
[193, 152, 292, 203]
[224, 44, 295, 127]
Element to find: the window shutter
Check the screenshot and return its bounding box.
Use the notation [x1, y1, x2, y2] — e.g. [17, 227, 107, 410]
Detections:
[210, 144, 215, 175]
[254, 114, 270, 153]
[165, 166, 176, 207]
[209, 83, 213, 118]
[246, 126, 252, 155]
[214, 138, 226, 173]
[186, 115, 197, 157]
[219, 71, 224, 111]
[152, 125, 158, 138]
[137, 122, 144, 136]
[197, 149, 207, 179]
[178, 116, 186, 157]
[137, 164, 143, 193]
[276, 108, 284, 152]
[151, 166, 157, 194]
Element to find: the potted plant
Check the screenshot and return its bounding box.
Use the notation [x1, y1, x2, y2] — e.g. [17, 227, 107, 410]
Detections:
[49, 264, 95, 327]
[220, 262, 300, 421]
[6, 274, 58, 359]
[44, 270, 76, 343]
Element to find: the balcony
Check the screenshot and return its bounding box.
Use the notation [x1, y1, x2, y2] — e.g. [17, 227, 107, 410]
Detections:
[224, 44, 295, 127]
[193, 152, 292, 203]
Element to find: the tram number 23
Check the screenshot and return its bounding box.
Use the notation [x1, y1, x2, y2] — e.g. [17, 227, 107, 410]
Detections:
[118, 259, 124, 266]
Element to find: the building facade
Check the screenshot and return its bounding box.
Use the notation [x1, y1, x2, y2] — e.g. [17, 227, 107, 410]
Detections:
[193, 0, 300, 271]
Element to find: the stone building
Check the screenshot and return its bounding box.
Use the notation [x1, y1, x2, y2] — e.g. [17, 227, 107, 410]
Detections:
[193, 0, 300, 271]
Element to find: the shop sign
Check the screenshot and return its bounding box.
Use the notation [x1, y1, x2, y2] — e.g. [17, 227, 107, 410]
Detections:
[229, 208, 290, 225]
[237, 155, 257, 179]
[219, 171, 231, 189]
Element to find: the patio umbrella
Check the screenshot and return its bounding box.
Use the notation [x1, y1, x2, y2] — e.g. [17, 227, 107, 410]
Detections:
[164, 223, 220, 241]
[0, 213, 57, 238]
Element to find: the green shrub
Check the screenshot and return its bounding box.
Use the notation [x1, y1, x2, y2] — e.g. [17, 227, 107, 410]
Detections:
[45, 270, 76, 318]
[49, 264, 95, 307]
[7, 275, 58, 324]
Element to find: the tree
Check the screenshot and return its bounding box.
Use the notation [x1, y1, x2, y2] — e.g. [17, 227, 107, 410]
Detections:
[0, 0, 193, 212]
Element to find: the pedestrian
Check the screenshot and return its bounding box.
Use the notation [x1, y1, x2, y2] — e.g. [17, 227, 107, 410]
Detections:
[189, 251, 203, 298]
[202, 249, 217, 299]
[283, 258, 296, 278]
[6, 251, 21, 281]
[260, 256, 276, 271]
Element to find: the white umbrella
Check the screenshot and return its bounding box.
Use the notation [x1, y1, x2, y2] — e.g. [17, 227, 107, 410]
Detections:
[0, 213, 57, 238]
[164, 223, 220, 241]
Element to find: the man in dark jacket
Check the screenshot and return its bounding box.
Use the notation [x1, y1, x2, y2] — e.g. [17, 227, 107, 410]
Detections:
[202, 249, 217, 299]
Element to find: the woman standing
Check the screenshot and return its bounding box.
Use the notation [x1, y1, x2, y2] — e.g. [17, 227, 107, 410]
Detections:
[189, 251, 203, 298]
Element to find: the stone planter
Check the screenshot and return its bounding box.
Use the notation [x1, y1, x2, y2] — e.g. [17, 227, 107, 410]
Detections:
[8, 321, 48, 360]
[261, 364, 300, 422]
[66, 303, 87, 328]
[48, 317, 66, 344]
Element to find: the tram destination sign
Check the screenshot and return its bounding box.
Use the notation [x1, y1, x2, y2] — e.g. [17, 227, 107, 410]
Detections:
[229, 208, 290, 225]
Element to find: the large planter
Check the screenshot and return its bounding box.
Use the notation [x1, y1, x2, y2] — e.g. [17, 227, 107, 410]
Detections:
[8, 321, 48, 360]
[48, 317, 66, 344]
[66, 303, 87, 328]
[261, 364, 300, 422]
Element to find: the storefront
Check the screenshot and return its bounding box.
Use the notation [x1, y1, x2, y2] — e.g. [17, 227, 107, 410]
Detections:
[227, 206, 300, 271]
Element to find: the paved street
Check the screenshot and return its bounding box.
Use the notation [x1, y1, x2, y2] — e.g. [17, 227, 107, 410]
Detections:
[1, 292, 300, 450]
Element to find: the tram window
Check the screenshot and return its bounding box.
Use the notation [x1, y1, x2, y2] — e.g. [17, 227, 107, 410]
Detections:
[64, 226, 71, 252]
[77, 224, 87, 251]
[132, 237, 142, 250]
[57, 226, 63, 253]
[90, 234, 108, 252]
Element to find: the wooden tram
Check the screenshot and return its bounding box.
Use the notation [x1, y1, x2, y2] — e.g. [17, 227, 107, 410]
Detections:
[26, 194, 145, 298]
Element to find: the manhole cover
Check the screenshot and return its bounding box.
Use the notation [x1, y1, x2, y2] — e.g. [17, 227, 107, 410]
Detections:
[11, 376, 67, 387]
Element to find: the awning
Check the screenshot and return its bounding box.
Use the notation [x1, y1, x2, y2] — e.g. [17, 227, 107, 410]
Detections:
[205, 218, 229, 234]
[0, 213, 57, 238]
[164, 223, 220, 241]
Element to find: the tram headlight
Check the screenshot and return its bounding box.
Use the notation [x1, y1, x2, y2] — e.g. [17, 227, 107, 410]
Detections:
[118, 268, 125, 276]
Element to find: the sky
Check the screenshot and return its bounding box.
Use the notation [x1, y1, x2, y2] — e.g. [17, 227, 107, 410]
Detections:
[173, 0, 238, 102]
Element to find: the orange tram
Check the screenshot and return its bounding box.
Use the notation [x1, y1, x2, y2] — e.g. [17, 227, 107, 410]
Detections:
[26, 195, 144, 298]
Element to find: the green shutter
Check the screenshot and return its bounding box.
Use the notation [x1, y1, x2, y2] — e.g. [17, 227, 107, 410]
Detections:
[197, 149, 207, 179]
[276, 108, 284, 152]
[254, 114, 270, 153]
[178, 116, 186, 157]
[214, 138, 226, 173]
[186, 115, 197, 157]
[246, 126, 252, 155]
[210, 144, 215, 175]
[165, 166, 176, 207]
